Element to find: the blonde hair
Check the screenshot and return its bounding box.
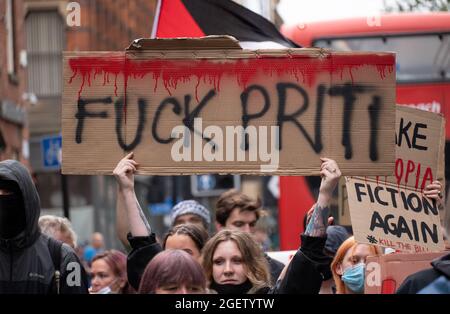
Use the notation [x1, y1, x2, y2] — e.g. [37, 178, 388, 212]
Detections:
[330, 236, 382, 294]
[39, 215, 77, 248]
[202, 230, 270, 293]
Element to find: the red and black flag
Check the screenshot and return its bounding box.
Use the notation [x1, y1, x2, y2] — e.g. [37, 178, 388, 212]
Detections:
[151, 0, 299, 49]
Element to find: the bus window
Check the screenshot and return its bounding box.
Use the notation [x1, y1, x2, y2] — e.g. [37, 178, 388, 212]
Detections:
[314, 33, 450, 83]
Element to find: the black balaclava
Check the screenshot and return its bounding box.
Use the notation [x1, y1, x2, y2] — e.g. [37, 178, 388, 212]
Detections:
[0, 180, 26, 239]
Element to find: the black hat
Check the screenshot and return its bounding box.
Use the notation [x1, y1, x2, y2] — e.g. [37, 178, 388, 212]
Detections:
[325, 225, 350, 256]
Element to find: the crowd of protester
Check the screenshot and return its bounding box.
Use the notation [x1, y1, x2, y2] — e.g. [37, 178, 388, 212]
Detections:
[0, 156, 448, 294]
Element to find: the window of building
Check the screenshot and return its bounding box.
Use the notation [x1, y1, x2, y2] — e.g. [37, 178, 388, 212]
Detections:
[6, 0, 17, 82]
[25, 11, 64, 97]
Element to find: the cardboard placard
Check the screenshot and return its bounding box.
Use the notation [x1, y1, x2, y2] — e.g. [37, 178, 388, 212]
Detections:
[346, 106, 445, 253]
[338, 177, 352, 226]
[365, 252, 447, 294]
[62, 37, 396, 175]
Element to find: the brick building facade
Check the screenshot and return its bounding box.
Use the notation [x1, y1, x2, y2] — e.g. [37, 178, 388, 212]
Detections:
[67, 0, 156, 51]
[0, 0, 29, 166]
[22, 0, 156, 247]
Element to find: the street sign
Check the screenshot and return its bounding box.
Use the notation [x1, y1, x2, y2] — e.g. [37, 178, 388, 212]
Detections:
[41, 135, 62, 170]
[148, 197, 173, 216]
[191, 175, 241, 197]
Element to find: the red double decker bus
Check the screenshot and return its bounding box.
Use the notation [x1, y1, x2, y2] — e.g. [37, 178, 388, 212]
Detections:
[278, 13, 450, 250]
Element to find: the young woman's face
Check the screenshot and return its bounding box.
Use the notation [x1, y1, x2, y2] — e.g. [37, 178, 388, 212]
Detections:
[336, 244, 374, 294]
[212, 240, 247, 285]
[90, 259, 122, 293]
[154, 283, 204, 294]
[338, 244, 374, 272]
[165, 234, 201, 261]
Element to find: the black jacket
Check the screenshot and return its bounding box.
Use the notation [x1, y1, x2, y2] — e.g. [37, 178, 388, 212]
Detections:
[271, 235, 332, 294]
[396, 252, 450, 294]
[265, 253, 285, 284]
[0, 160, 88, 294]
[127, 232, 162, 290]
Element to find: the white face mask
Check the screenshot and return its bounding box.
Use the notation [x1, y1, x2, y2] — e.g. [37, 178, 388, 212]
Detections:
[90, 285, 112, 294]
[90, 277, 120, 294]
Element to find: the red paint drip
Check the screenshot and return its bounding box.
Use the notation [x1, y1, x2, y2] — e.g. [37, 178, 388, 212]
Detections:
[114, 74, 118, 97]
[79, 75, 86, 99]
[348, 67, 354, 84]
[123, 57, 129, 122]
[68, 53, 395, 100]
[195, 76, 201, 102]
[69, 69, 77, 84]
[153, 72, 160, 93]
[376, 176, 379, 186]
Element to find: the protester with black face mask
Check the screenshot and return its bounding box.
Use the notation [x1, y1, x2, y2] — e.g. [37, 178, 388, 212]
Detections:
[0, 180, 26, 240]
[0, 160, 89, 294]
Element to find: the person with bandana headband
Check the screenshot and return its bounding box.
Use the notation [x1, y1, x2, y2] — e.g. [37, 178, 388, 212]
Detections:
[0, 160, 89, 294]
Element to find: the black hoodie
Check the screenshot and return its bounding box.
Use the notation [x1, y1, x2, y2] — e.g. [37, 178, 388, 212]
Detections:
[396, 252, 450, 294]
[0, 160, 88, 294]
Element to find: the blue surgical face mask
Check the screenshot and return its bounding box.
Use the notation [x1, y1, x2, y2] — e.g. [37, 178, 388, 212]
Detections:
[341, 263, 365, 294]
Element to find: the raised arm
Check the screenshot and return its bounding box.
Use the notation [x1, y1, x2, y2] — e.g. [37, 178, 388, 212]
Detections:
[113, 152, 151, 237]
[115, 185, 130, 249]
[304, 158, 341, 237]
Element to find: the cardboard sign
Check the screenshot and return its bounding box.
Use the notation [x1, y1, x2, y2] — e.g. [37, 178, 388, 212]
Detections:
[62, 37, 396, 175]
[346, 106, 445, 253]
[338, 177, 352, 226]
[365, 252, 447, 294]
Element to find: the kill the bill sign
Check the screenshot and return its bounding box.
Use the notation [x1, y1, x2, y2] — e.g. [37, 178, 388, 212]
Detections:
[346, 106, 445, 253]
[62, 37, 396, 176]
